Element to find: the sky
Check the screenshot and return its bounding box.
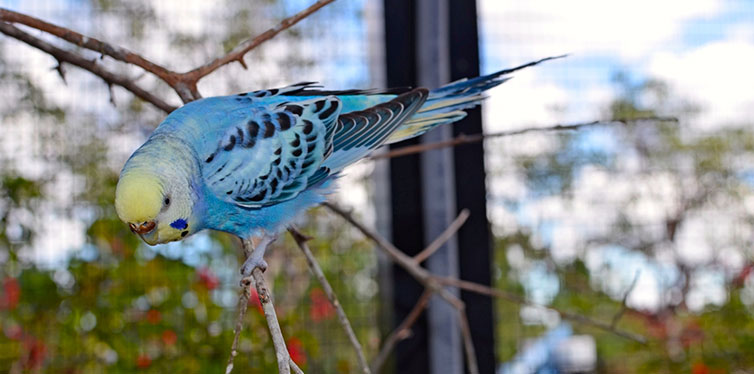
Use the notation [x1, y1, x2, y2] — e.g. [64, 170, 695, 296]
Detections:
[478, 0, 754, 130]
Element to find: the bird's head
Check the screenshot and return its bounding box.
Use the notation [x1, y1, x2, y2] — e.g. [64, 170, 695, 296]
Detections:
[115, 169, 196, 245]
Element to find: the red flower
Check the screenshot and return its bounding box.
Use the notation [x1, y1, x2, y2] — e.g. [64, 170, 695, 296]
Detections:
[197, 267, 219, 290]
[146, 309, 161, 324]
[22, 336, 46, 370]
[248, 287, 263, 314]
[309, 288, 334, 322]
[136, 354, 151, 369]
[287, 337, 306, 366]
[0, 277, 20, 310]
[161, 329, 177, 346]
[692, 362, 709, 374]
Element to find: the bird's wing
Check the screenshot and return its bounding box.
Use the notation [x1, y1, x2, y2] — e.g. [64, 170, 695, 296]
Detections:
[321, 88, 428, 171]
[201, 95, 342, 209]
[201, 87, 428, 209]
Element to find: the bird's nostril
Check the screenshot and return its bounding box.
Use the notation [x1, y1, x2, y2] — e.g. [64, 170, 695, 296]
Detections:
[140, 221, 156, 233]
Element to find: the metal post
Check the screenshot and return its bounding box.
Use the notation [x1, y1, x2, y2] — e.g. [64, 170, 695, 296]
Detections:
[381, 0, 495, 373]
[383, 1, 430, 372]
[416, 0, 464, 374]
[449, 1, 497, 372]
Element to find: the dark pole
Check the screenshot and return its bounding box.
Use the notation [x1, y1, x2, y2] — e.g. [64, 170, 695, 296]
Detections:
[382, 0, 496, 372]
[449, 1, 497, 373]
[383, 1, 430, 373]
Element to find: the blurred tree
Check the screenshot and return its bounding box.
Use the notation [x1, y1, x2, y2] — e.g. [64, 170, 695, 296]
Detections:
[491, 74, 754, 373]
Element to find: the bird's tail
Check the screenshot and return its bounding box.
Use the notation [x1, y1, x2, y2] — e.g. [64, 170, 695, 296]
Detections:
[385, 55, 566, 144]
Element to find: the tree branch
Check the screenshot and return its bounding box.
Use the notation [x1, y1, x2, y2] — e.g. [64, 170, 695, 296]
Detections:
[413, 209, 469, 264]
[322, 202, 480, 374]
[226, 279, 251, 374]
[434, 275, 648, 344]
[287, 226, 370, 374]
[323, 201, 648, 347]
[1, 0, 336, 104]
[238, 238, 298, 374]
[0, 22, 177, 113]
[611, 270, 641, 329]
[370, 116, 679, 160]
[184, 0, 335, 83]
[0, 8, 176, 81]
[371, 289, 432, 373]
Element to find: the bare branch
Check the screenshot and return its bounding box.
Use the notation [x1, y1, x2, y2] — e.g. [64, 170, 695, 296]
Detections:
[184, 0, 336, 83]
[226, 280, 251, 374]
[456, 305, 479, 374]
[288, 226, 370, 374]
[324, 201, 648, 347]
[413, 209, 469, 264]
[240, 238, 295, 374]
[371, 116, 679, 160]
[289, 359, 304, 374]
[611, 270, 641, 329]
[322, 202, 433, 284]
[0, 22, 177, 113]
[434, 275, 648, 344]
[1, 0, 337, 104]
[371, 289, 432, 373]
[0, 8, 176, 81]
[52, 62, 66, 84]
[323, 202, 482, 373]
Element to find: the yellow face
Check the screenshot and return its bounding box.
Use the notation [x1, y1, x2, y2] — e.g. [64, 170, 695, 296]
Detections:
[115, 172, 192, 245]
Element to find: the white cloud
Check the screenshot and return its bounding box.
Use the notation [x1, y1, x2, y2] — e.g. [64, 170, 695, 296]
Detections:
[483, 69, 571, 131]
[478, 0, 723, 61]
[647, 39, 754, 129]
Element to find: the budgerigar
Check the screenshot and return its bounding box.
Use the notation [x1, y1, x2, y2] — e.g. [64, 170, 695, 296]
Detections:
[114, 56, 561, 275]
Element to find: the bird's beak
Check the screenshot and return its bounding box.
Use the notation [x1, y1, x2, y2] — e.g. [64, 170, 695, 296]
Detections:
[129, 221, 156, 235]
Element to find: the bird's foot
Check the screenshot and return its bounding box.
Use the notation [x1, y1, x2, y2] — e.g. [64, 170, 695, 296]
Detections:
[238, 233, 277, 278]
[240, 255, 268, 277]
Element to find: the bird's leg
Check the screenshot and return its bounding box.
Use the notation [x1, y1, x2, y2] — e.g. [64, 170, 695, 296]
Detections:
[240, 233, 278, 277]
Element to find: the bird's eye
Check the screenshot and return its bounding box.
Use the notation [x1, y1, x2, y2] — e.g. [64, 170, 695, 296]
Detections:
[164, 197, 170, 206]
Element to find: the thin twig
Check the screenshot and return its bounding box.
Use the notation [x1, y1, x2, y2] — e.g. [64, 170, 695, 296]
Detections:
[226, 277, 251, 374]
[413, 209, 469, 264]
[289, 358, 304, 374]
[242, 238, 292, 374]
[324, 202, 648, 346]
[184, 0, 335, 83]
[322, 202, 432, 283]
[611, 270, 641, 329]
[323, 202, 480, 373]
[434, 275, 648, 344]
[1, 0, 337, 103]
[431, 288, 479, 374]
[370, 116, 679, 160]
[287, 226, 371, 374]
[456, 304, 479, 374]
[0, 22, 176, 113]
[371, 289, 432, 373]
[0, 8, 176, 81]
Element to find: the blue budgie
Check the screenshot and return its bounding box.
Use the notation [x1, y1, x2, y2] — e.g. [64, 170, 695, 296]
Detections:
[115, 56, 561, 275]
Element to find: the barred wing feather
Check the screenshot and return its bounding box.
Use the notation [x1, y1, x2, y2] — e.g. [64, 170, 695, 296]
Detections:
[202, 95, 341, 208]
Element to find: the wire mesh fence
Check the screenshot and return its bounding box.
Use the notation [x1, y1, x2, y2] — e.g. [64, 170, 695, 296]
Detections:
[2, 0, 754, 373]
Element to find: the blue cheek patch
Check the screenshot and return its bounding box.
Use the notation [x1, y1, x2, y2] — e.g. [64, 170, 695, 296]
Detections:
[170, 219, 188, 230]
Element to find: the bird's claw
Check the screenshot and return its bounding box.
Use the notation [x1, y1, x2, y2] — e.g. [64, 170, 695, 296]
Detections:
[240, 255, 268, 277]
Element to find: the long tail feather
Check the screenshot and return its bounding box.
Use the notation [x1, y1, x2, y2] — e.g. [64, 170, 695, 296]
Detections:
[385, 55, 566, 144]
